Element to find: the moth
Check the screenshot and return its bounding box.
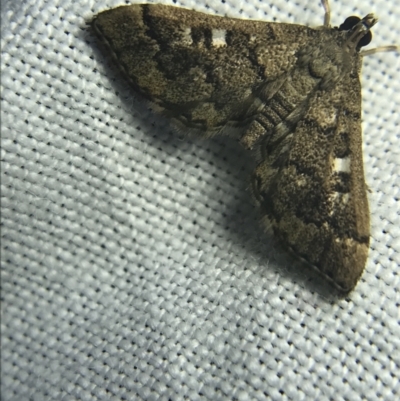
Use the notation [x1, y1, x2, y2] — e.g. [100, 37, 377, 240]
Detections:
[91, 1, 398, 292]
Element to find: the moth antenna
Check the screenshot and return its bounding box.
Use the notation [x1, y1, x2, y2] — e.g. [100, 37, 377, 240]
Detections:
[361, 44, 400, 56]
[321, 0, 331, 27]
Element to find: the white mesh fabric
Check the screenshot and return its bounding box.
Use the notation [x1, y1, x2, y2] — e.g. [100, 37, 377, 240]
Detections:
[1, 1, 399, 400]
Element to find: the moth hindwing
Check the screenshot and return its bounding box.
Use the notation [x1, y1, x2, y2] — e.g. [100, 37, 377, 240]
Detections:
[92, 3, 381, 292]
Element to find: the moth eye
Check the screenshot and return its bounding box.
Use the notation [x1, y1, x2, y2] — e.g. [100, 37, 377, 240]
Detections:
[339, 15, 372, 48]
[339, 16, 361, 31]
[357, 32, 372, 48]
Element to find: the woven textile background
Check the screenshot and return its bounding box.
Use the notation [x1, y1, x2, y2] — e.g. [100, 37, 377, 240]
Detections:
[1, 0, 399, 399]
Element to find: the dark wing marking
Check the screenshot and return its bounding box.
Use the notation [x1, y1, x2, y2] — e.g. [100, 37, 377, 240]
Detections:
[252, 59, 369, 292]
[92, 4, 315, 137]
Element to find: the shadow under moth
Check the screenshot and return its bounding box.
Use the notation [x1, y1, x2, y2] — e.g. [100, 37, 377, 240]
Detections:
[91, 1, 398, 293]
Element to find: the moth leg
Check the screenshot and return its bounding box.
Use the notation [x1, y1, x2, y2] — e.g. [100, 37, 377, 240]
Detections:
[321, 0, 331, 27]
[361, 45, 399, 56]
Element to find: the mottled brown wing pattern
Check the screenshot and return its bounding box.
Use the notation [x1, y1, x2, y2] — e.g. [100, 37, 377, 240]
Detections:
[252, 61, 370, 291]
[91, 4, 380, 292]
[92, 4, 313, 137]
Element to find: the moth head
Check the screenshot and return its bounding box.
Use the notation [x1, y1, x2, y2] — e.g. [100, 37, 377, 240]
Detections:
[338, 14, 377, 50]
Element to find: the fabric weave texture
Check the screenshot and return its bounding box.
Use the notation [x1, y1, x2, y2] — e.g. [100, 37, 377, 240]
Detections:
[1, 1, 399, 400]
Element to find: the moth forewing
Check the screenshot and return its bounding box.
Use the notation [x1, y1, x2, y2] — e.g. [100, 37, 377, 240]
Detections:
[91, 3, 395, 292]
[254, 68, 370, 293]
[91, 5, 313, 137]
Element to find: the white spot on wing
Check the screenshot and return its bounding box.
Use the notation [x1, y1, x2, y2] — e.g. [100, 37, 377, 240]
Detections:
[181, 27, 192, 45]
[341, 193, 350, 204]
[333, 157, 350, 173]
[211, 29, 227, 47]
